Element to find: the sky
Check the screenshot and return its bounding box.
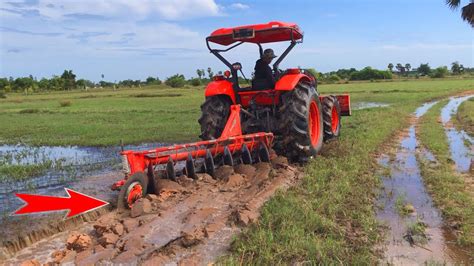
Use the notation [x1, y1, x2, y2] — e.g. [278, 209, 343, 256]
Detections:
[0, 0, 473, 82]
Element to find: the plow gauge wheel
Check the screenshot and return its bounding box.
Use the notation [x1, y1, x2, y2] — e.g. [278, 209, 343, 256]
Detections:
[166, 157, 177, 181]
[205, 149, 216, 178]
[241, 144, 252, 164]
[185, 153, 198, 180]
[223, 146, 234, 166]
[117, 172, 148, 210]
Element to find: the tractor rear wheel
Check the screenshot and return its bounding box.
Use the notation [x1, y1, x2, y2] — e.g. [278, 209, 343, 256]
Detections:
[322, 95, 341, 141]
[275, 81, 323, 162]
[198, 96, 231, 140]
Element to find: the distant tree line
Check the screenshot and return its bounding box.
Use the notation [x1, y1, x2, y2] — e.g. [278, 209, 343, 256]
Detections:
[1, 62, 473, 97]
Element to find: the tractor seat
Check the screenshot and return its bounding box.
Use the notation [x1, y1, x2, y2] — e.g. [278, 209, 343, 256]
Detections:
[251, 79, 273, 90]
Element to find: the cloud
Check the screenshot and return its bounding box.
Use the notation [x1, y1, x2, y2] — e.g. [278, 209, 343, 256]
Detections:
[7, 48, 23, 53]
[2, 0, 223, 20]
[230, 3, 249, 10]
[68, 31, 110, 43]
[63, 13, 108, 21]
[0, 26, 62, 36]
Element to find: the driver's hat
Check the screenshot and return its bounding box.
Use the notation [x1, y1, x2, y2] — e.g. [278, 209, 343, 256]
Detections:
[263, 48, 278, 59]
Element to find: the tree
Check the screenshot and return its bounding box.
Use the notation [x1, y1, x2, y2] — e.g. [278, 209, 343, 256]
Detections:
[61, 70, 76, 90]
[446, 0, 474, 27]
[417, 63, 431, 76]
[189, 78, 201, 86]
[388, 63, 394, 72]
[146, 76, 156, 84]
[395, 63, 405, 76]
[349, 67, 392, 80]
[431, 66, 449, 78]
[196, 69, 203, 79]
[165, 74, 186, 88]
[405, 63, 411, 72]
[451, 61, 462, 74]
[207, 67, 214, 79]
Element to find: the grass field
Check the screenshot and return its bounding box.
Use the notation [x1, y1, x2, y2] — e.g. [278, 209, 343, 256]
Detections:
[418, 100, 474, 246]
[456, 97, 474, 135]
[0, 79, 473, 146]
[1, 79, 474, 263]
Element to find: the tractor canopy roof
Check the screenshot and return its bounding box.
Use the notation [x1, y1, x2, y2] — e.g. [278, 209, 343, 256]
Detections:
[207, 21, 303, 46]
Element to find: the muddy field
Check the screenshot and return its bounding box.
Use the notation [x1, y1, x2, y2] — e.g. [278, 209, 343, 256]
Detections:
[2, 153, 302, 265]
[376, 95, 473, 264]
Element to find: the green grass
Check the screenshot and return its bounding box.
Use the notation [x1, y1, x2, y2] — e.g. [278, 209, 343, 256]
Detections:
[0, 79, 473, 146]
[1, 79, 474, 263]
[417, 100, 474, 246]
[455, 97, 474, 136]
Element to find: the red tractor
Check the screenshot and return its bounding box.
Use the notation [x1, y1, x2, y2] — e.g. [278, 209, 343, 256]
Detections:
[112, 21, 350, 209]
[200, 21, 350, 161]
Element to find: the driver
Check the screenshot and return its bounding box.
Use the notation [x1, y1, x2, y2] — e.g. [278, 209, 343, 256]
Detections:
[254, 48, 277, 88]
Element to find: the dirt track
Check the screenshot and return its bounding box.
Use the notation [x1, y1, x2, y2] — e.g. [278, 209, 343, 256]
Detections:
[4, 155, 302, 265]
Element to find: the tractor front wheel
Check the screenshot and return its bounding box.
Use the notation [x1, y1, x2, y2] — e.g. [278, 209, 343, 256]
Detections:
[198, 96, 231, 140]
[117, 172, 148, 210]
[322, 95, 341, 141]
[276, 81, 323, 162]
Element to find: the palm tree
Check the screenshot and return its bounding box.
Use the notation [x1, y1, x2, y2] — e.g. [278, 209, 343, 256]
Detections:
[405, 63, 411, 72]
[388, 63, 394, 72]
[446, 0, 474, 27]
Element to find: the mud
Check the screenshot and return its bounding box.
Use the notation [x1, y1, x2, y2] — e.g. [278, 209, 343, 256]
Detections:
[376, 102, 472, 265]
[2, 155, 302, 265]
[440, 95, 474, 173]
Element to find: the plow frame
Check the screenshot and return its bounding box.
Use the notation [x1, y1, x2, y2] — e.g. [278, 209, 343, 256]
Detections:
[112, 105, 274, 191]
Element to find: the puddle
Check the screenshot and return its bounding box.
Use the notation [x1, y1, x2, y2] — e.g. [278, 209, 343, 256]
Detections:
[376, 102, 472, 264]
[440, 95, 474, 173]
[0, 142, 168, 216]
[352, 102, 390, 110]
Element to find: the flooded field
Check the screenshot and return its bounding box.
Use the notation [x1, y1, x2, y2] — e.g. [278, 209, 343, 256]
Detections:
[0, 142, 168, 215]
[440, 95, 474, 173]
[376, 102, 472, 264]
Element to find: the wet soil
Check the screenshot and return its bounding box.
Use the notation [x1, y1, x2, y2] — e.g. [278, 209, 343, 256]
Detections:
[440, 95, 474, 173]
[376, 102, 472, 264]
[1, 155, 302, 265]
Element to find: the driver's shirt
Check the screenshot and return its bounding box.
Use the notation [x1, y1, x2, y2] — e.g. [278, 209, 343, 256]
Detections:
[254, 59, 275, 88]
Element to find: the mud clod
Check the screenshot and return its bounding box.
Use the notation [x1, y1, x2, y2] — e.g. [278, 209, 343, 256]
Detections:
[224, 174, 246, 188]
[51, 250, 66, 264]
[122, 218, 139, 233]
[180, 228, 205, 247]
[156, 179, 185, 200]
[112, 223, 125, 236]
[66, 232, 91, 252]
[234, 164, 256, 178]
[130, 198, 152, 218]
[98, 232, 119, 247]
[213, 165, 234, 180]
[271, 156, 289, 168]
[233, 206, 259, 226]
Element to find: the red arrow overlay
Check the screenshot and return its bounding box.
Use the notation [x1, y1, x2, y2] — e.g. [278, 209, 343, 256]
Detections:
[13, 188, 109, 219]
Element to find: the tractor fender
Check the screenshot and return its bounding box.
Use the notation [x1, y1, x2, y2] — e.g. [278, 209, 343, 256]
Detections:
[204, 80, 236, 103]
[274, 73, 312, 91]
